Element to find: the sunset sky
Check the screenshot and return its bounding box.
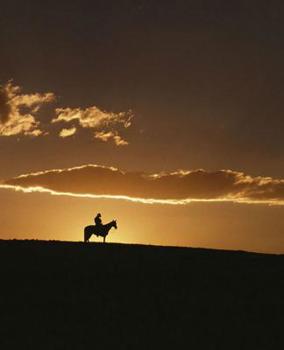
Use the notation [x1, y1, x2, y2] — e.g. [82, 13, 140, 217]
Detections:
[1, 1, 284, 253]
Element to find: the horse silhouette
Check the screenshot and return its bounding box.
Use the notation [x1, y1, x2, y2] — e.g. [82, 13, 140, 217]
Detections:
[84, 220, 117, 243]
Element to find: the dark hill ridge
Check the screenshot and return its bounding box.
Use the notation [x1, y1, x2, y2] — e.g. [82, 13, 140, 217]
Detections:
[0, 240, 283, 349]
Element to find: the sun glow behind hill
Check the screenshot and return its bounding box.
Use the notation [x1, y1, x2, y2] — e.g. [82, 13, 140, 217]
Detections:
[1, 184, 284, 253]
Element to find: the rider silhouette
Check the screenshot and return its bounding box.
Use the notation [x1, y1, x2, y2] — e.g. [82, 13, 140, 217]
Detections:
[95, 213, 103, 227]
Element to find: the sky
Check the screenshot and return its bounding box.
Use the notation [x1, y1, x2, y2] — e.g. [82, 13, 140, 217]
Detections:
[1, 1, 284, 253]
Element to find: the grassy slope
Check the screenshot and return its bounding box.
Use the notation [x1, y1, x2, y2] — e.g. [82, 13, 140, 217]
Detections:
[0, 240, 283, 349]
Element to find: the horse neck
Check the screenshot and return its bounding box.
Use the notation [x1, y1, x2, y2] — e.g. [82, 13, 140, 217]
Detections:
[105, 221, 114, 229]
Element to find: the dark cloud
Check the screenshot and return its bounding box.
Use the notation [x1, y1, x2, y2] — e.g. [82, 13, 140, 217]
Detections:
[2, 165, 284, 205]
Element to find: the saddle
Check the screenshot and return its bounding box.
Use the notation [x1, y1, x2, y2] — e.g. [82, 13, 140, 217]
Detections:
[94, 224, 104, 236]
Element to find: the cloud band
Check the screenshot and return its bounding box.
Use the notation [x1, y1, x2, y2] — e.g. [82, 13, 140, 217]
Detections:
[1, 165, 284, 205]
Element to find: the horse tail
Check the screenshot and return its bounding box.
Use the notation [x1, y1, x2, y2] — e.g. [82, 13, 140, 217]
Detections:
[84, 227, 88, 242]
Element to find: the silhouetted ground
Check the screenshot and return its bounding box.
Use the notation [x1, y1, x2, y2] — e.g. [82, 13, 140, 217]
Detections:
[0, 240, 283, 349]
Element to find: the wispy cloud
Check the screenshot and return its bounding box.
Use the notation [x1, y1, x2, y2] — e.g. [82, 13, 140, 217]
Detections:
[52, 106, 133, 146]
[59, 127, 77, 138]
[94, 131, 128, 146]
[1, 165, 284, 205]
[0, 81, 55, 136]
[0, 81, 134, 145]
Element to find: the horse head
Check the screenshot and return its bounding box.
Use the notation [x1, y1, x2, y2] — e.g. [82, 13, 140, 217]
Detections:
[112, 219, 118, 229]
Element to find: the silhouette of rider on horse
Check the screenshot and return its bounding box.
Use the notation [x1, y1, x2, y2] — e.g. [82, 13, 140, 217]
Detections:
[84, 213, 117, 242]
[94, 213, 103, 228]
